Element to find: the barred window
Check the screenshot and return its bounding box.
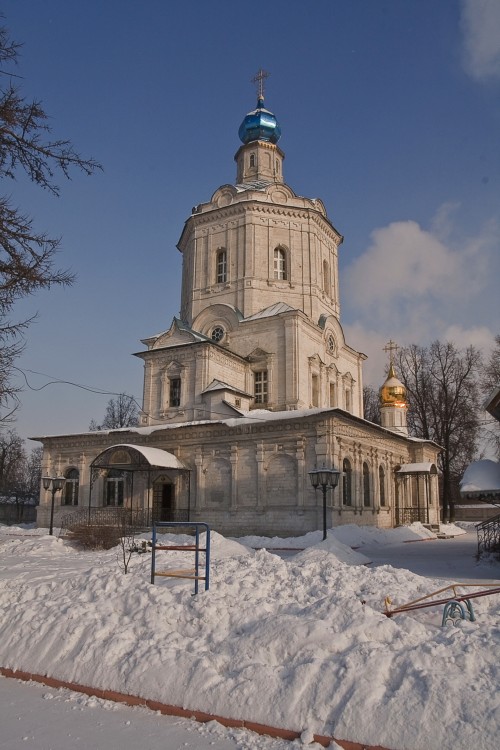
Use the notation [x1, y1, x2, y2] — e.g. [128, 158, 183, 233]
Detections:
[311, 374, 319, 407]
[343, 458, 352, 506]
[345, 388, 351, 412]
[273, 248, 287, 280]
[216, 249, 227, 283]
[63, 468, 79, 506]
[363, 462, 371, 507]
[169, 378, 181, 407]
[329, 383, 336, 407]
[323, 259, 330, 296]
[254, 371, 268, 404]
[379, 465, 386, 507]
[106, 470, 124, 507]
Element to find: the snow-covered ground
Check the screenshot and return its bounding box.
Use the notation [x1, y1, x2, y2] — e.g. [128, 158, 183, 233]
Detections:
[0, 674, 305, 750]
[0, 522, 499, 750]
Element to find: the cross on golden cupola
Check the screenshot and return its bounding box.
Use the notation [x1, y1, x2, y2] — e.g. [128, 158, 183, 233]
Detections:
[380, 340, 408, 409]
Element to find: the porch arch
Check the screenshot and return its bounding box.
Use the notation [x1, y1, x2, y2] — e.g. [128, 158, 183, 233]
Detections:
[395, 463, 439, 525]
[88, 444, 190, 524]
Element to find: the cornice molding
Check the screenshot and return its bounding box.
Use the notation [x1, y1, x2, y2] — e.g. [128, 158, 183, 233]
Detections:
[184, 200, 342, 244]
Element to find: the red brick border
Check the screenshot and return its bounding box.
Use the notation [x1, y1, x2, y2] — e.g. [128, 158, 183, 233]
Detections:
[0, 666, 393, 750]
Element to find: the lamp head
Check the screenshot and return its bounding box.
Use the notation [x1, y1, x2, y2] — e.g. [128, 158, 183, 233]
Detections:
[309, 467, 340, 489]
[53, 476, 66, 492]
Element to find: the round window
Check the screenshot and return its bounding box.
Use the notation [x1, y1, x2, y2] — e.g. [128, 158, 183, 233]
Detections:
[211, 326, 225, 342]
[327, 334, 335, 354]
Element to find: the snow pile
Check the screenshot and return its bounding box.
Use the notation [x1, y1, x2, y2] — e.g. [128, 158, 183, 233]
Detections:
[0, 526, 499, 750]
[237, 528, 372, 565]
[238, 522, 466, 552]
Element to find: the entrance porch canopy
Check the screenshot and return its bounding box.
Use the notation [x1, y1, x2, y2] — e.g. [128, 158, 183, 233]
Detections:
[396, 462, 438, 476]
[91, 444, 186, 471]
[89, 444, 189, 522]
[395, 463, 438, 526]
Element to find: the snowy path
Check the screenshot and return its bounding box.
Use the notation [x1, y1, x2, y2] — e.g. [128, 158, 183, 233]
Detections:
[361, 531, 500, 583]
[0, 675, 300, 750]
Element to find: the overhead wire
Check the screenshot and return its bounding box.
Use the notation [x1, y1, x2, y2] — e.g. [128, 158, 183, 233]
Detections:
[11, 366, 277, 425]
[12, 366, 498, 429]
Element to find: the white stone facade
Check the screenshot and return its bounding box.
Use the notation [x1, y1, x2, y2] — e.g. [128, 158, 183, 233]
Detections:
[35, 96, 441, 535]
[36, 409, 441, 536]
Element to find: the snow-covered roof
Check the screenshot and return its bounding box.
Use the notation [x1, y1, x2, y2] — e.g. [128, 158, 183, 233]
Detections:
[484, 386, 500, 423]
[244, 302, 297, 321]
[397, 463, 438, 475]
[201, 379, 252, 397]
[91, 444, 186, 470]
[460, 459, 500, 496]
[32, 407, 440, 448]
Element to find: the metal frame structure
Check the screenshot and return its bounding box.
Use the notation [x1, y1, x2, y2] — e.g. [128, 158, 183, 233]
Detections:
[88, 445, 191, 526]
[395, 464, 438, 526]
[476, 511, 500, 558]
[150, 522, 211, 594]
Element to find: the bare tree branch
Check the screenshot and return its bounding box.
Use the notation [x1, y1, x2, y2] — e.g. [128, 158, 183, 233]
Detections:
[398, 341, 483, 523]
[0, 19, 101, 423]
[89, 394, 139, 431]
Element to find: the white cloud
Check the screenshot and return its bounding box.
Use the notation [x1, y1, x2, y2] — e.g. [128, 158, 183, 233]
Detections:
[460, 0, 500, 81]
[342, 206, 499, 386]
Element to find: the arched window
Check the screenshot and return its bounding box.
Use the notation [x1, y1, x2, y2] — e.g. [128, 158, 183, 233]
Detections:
[273, 247, 287, 280]
[379, 465, 386, 507]
[363, 462, 371, 507]
[342, 458, 352, 506]
[323, 259, 330, 296]
[105, 470, 124, 507]
[249, 153, 255, 168]
[216, 249, 227, 283]
[63, 468, 79, 506]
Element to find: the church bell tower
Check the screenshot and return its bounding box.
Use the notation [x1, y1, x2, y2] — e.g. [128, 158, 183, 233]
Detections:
[177, 73, 343, 330]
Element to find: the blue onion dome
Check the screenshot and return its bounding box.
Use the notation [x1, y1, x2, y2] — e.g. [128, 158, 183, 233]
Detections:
[238, 96, 282, 145]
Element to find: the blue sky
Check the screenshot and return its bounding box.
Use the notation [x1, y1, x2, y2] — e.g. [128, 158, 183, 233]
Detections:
[2, 0, 499, 442]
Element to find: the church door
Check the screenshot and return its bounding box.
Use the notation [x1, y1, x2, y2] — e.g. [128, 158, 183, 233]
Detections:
[152, 481, 175, 523]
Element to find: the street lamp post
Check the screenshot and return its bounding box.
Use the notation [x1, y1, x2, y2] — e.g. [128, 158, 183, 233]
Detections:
[42, 476, 66, 536]
[308, 466, 340, 541]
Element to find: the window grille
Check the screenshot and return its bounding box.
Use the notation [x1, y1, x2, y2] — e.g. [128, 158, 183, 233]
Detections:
[254, 371, 268, 404]
[343, 458, 352, 506]
[216, 250, 227, 283]
[273, 248, 286, 280]
[363, 463, 371, 507]
[169, 378, 181, 407]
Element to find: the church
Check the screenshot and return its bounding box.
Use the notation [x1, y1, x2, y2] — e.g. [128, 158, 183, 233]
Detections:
[35, 81, 441, 536]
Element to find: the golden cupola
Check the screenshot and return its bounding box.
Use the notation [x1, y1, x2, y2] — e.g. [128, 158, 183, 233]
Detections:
[379, 363, 407, 408]
[379, 362, 408, 435]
